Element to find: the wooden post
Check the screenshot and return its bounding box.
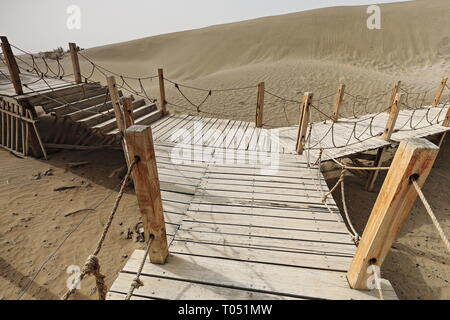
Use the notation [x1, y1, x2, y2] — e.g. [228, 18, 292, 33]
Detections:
[295, 92, 313, 154]
[437, 105, 450, 147]
[365, 147, 385, 192]
[122, 97, 135, 129]
[124, 125, 168, 264]
[347, 138, 439, 289]
[443, 105, 450, 127]
[382, 93, 402, 141]
[332, 84, 345, 121]
[255, 82, 265, 128]
[1, 36, 23, 95]
[106, 76, 125, 134]
[158, 68, 167, 115]
[431, 77, 448, 108]
[386, 81, 401, 112]
[367, 93, 403, 191]
[68, 42, 82, 84]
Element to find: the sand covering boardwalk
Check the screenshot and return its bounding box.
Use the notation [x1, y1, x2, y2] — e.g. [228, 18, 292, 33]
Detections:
[108, 143, 398, 300]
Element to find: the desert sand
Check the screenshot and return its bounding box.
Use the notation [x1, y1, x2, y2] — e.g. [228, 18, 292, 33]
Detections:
[0, 0, 449, 299]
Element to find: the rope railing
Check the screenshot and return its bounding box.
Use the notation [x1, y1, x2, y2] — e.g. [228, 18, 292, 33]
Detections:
[411, 179, 450, 254]
[2, 41, 448, 138]
[125, 236, 154, 300]
[9, 43, 73, 80]
[61, 158, 138, 300]
[76, 52, 159, 103]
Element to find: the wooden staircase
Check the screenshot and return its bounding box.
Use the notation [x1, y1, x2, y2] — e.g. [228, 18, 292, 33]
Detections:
[26, 82, 164, 150]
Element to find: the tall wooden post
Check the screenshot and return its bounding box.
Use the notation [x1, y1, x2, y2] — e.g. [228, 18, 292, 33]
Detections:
[386, 81, 401, 112]
[255, 82, 265, 128]
[431, 78, 448, 108]
[332, 84, 345, 121]
[157, 68, 167, 115]
[347, 138, 439, 289]
[68, 42, 82, 84]
[1, 36, 23, 95]
[106, 76, 125, 134]
[382, 93, 402, 141]
[122, 97, 135, 129]
[124, 125, 168, 264]
[296, 92, 313, 154]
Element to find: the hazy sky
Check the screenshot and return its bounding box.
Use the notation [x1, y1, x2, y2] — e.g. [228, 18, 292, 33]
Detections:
[0, 0, 408, 53]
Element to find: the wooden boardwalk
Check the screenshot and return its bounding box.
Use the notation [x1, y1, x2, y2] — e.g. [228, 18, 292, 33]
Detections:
[1, 67, 447, 299]
[146, 107, 449, 160]
[1, 67, 448, 162]
[108, 143, 398, 300]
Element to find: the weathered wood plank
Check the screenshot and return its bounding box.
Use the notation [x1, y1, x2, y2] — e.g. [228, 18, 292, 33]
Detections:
[123, 251, 397, 300]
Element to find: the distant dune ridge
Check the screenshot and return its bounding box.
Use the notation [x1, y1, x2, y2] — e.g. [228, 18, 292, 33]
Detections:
[64, 0, 449, 125]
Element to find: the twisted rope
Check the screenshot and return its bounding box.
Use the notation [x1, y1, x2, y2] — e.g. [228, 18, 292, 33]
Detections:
[125, 236, 154, 300]
[61, 158, 138, 300]
[412, 179, 450, 253]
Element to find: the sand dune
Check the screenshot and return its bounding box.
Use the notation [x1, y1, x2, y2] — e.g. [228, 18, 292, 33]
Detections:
[84, 0, 449, 78]
[53, 0, 447, 126]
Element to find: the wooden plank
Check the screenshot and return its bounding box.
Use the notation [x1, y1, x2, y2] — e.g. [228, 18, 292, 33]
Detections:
[202, 118, 230, 146]
[237, 124, 256, 150]
[228, 121, 249, 149]
[210, 120, 236, 148]
[347, 138, 439, 289]
[170, 240, 352, 271]
[175, 230, 355, 256]
[111, 271, 295, 300]
[156, 114, 191, 142]
[125, 125, 168, 264]
[184, 209, 348, 232]
[123, 251, 397, 300]
[178, 221, 352, 244]
[188, 202, 339, 221]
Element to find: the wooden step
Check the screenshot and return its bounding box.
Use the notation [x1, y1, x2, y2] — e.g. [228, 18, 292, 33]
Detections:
[43, 87, 106, 110]
[81, 101, 155, 128]
[107, 107, 162, 135]
[92, 99, 147, 133]
[65, 90, 124, 121]
[33, 85, 105, 111]
[66, 100, 114, 121]
[135, 108, 163, 125]
[52, 93, 110, 116]
[26, 83, 103, 106]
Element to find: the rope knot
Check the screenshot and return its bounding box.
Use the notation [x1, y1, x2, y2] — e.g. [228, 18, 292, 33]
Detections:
[82, 255, 100, 276]
[131, 278, 144, 289]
